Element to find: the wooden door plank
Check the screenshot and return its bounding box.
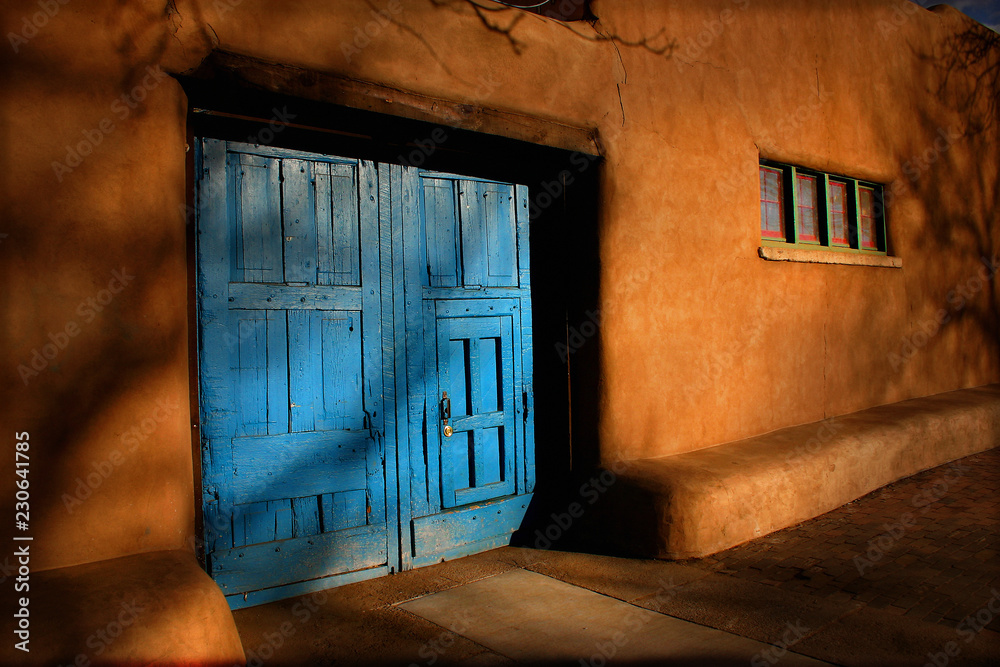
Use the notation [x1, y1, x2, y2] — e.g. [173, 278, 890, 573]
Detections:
[235, 152, 283, 284]
[515, 184, 531, 290]
[423, 300, 442, 515]
[287, 310, 318, 432]
[435, 299, 518, 318]
[459, 180, 485, 287]
[291, 496, 321, 538]
[411, 494, 531, 563]
[358, 159, 388, 533]
[484, 183, 518, 287]
[446, 332, 471, 498]
[377, 161, 397, 534]
[515, 184, 534, 493]
[329, 164, 361, 286]
[198, 139, 238, 557]
[499, 316, 517, 488]
[228, 283, 363, 311]
[313, 161, 335, 286]
[474, 336, 502, 486]
[265, 310, 290, 435]
[382, 162, 408, 570]
[418, 286, 527, 300]
[227, 446, 367, 506]
[403, 166, 430, 529]
[318, 313, 364, 432]
[225, 141, 360, 166]
[235, 311, 269, 437]
[435, 318, 456, 507]
[213, 523, 388, 593]
[449, 410, 505, 431]
[230, 428, 374, 449]
[282, 158, 318, 284]
[466, 329, 485, 489]
[198, 140, 238, 440]
[322, 489, 368, 532]
[478, 336, 500, 413]
[392, 165, 414, 570]
[422, 178, 460, 287]
[237, 499, 294, 546]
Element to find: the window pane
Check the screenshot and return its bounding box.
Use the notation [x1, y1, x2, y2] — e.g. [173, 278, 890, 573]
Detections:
[859, 186, 877, 250]
[828, 181, 848, 245]
[796, 174, 819, 242]
[759, 166, 785, 239]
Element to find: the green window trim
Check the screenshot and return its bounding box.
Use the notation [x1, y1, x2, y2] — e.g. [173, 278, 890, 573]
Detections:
[758, 160, 889, 256]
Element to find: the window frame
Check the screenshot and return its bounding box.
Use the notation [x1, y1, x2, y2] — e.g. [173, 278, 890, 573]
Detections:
[792, 169, 824, 246]
[759, 160, 888, 256]
[825, 176, 852, 249]
[759, 164, 787, 241]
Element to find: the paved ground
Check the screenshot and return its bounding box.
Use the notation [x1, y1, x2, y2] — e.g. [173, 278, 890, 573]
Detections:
[693, 448, 1000, 632]
[232, 448, 1000, 666]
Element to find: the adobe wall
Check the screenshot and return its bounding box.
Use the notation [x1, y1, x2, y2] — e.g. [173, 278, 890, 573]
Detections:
[1, 0, 996, 570]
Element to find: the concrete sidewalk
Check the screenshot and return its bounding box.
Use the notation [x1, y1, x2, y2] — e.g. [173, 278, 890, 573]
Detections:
[231, 449, 1000, 666]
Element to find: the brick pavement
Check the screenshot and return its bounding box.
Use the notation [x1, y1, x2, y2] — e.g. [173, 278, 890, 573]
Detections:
[692, 448, 1000, 632]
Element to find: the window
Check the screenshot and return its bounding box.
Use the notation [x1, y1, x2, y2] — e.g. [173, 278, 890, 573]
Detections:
[759, 166, 785, 240]
[795, 173, 820, 243]
[858, 186, 879, 251]
[758, 161, 887, 254]
[828, 180, 849, 247]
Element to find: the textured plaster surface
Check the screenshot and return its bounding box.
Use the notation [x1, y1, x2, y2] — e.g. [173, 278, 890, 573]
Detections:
[0, 550, 246, 666]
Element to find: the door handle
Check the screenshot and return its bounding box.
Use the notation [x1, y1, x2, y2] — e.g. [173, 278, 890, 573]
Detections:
[441, 391, 453, 437]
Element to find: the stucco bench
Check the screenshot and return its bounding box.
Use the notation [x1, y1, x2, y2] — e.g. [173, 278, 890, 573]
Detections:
[597, 385, 1000, 559]
[0, 549, 245, 666]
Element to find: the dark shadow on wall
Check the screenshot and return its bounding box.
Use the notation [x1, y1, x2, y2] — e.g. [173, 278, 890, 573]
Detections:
[892, 19, 1000, 398]
[0, 0, 197, 571]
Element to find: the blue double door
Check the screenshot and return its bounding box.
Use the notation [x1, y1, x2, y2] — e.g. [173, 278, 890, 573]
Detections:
[195, 139, 534, 607]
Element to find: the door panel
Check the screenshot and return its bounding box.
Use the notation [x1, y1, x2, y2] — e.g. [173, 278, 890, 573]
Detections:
[422, 177, 461, 288]
[197, 140, 390, 607]
[403, 170, 534, 567]
[411, 495, 532, 564]
[458, 180, 518, 287]
[435, 310, 517, 507]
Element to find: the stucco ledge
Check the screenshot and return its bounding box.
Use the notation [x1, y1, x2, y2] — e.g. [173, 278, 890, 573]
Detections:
[758, 246, 902, 268]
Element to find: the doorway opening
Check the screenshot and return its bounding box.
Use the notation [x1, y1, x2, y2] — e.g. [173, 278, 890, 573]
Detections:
[183, 76, 601, 606]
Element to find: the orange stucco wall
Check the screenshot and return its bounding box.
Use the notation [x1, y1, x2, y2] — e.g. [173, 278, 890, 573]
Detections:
[1, 0, 997, 571]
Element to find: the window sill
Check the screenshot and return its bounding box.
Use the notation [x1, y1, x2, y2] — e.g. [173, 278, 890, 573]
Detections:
[758, 246, 902, 268]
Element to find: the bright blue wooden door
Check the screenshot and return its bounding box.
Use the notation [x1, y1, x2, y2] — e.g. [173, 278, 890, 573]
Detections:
[402, 171, 535, 568]
[196, 140, 392, 607]
[196, 141, 535, 602]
